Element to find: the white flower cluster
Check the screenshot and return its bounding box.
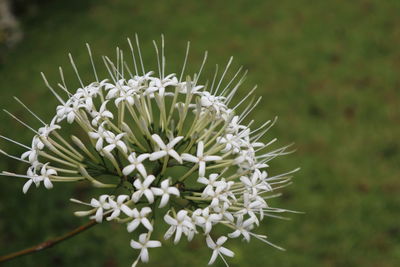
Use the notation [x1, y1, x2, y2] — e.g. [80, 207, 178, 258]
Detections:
[1, 38, 297, 266]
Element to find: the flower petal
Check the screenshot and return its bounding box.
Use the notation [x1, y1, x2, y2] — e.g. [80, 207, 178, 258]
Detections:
[151, 134, 166, 149]
[122, 164, 136, 176]
[149, 151, 167, 161]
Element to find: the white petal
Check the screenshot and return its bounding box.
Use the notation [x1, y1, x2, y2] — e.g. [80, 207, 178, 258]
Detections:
[240, 176, 252, 187]
[116, 141, 128, 153]
[90, 198, 100, 207]
[144, 190, 154, 203]
[136, 164, 147, 178]
[139, 233, 148, 243]
[131, 191, 142, 203]
[137, 153, 150, 162]
[141, 207, 152, 216]
[95, 138, 104, 151]
[131, 208, 140, 218]
[197, 141, 204, 157]
[127, 219, 140, 232]
[168, 150, 182, 163]
[174, 227, 182, 244]
[117, 195, 129, 203]
[177, 210, 188, 221]
[168, 136, 183, 148]
[208, 251, 218, 265]
[167, 187, 180, 196]
[216, 236, 228, 246]
[94, 208, 104, 223]
[159, 194, 169, 208]
[204, 222, 212, 234]
[122, 164, 136, 176]
[67, 112, 75, 123]
[43, 178, 53, 189]
[197, 177, 209, 185]
[140, 248, 149, 263]
[149, 151, 167, 161]
[130, 239, 142, 249]
[22, 179, 33, 194]
[228, 230, 241, 239]
[164, 226, 176, 240]
[103, 144, 116, 153]
[199, 161, 206, 177]
[121, 205, 133, 217]
[151, 187, 163, 196]
[46, 169, 57, 176]
[220, 247, 234, 258]
[141, 218, 153, 231]
[143, 175, 156, 187]
[146, 240, 161, 248]
[103, 111, 113, 119]
[151, 134, 166, 149]
[21, 151, 30, 160]
[181, 153, 198, 163]
[133, 179, 142, 189]
[164, 214, 177, 225]
[159, 179, 169, 189]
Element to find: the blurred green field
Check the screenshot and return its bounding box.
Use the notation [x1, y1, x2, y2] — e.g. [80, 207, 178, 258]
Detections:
[0, 0, 399, 266]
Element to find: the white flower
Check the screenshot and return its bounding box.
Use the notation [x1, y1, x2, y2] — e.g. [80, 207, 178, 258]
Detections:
[75, 87, 95, 110]
[226, 116, 247, 134]
[181, 141, 222, 176]
[147, 74, 178, 97]
[91, 101, 114, 126]
[206, 235, 234, 266]
[151, 178, 180, 208]
[200, 92, 229, 117]
[88, 123, 111, 151]
[132, 175, 156, 203]
[103, 131, 127, 154]
[236, 193, 266, 224]
[197, 173, 226, 196]
[105, 79, 130, 100]
[149, 134, 183, 163]
[228, 214, 256, 242]
[21, 163, 55, 194]
[126, 207, 153, 232]
[38, 123, 61, 138]
[217, 134, 241, 153]
[130, 233, 161, 263]
[193, 207, 222, 234]
[114, 87, 136, 106]
[203, 179, 235, 207]
[90, 195, 111, 223]
[164, 210, 195, 244]
[22, 167, 42, 194]
[107, 195, 132, 221]
[177, 81, 204, 94]
[39, 163, 56, 190]
[56, 98, 81, 123]
[240, 170, 272, 195]
[21, 144, 38, 163]
[123, 152, 150, 177]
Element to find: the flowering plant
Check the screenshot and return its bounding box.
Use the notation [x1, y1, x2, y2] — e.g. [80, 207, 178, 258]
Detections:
[0, 36, 298, 266]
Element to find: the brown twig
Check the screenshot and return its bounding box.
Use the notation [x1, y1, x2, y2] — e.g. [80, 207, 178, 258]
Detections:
[0, 220, 97, 263]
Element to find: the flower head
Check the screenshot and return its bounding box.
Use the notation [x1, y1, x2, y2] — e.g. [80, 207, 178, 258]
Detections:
[1, 37, 297, 266]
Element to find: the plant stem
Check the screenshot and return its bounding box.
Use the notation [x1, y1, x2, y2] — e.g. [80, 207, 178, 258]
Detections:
[0, 220, 97, 263]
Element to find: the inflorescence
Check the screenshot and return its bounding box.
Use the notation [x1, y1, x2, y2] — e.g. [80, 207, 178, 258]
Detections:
[0, 36, 298, 266]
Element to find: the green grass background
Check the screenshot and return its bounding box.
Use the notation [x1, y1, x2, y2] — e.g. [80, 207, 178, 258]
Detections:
[0, 0, 399, 266]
